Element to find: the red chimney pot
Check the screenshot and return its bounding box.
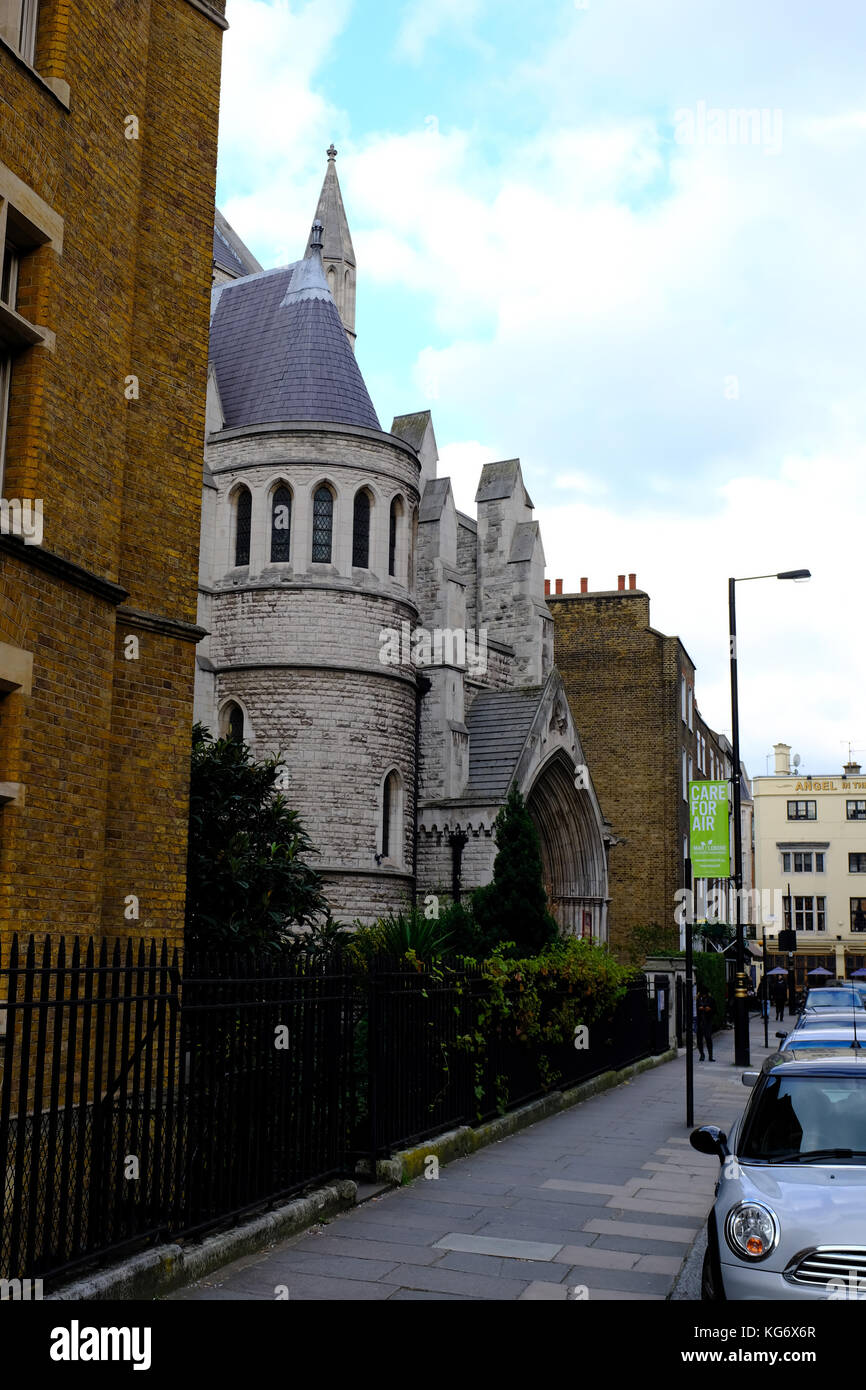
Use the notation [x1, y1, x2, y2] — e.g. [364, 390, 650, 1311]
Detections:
[617, 575, 625, 591]
[544, 579, 550, 596]
[580, 577, 588, 594]
[555, 578, 563, 595]
[629, 573, 636, 590]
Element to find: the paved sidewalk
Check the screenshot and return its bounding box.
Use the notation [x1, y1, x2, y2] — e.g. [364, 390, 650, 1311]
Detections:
[169, 1015, 775, 1302]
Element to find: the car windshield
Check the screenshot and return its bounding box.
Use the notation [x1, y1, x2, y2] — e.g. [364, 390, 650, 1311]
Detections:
[806, 989, 864, 1009]
[741, 1074, 866, 1161]
[782, 1038, 859, 1050]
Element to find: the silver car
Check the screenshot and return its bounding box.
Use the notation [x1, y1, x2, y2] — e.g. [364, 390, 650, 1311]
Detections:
[692, 1050, 866, 1299]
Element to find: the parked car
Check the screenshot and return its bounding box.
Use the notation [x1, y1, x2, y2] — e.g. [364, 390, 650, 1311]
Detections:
[692, 1050, 866, 1299]
[777, 1026, 862, 1051]
[785, 1011, 865, 1039]
[801, 987, 865, 1013]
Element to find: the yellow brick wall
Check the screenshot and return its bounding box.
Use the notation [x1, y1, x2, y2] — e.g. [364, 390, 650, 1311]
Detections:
[0, 0, 225, 952]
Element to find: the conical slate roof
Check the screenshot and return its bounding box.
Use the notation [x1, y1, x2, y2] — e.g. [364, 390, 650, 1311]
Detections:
[209, 231, 379, 432]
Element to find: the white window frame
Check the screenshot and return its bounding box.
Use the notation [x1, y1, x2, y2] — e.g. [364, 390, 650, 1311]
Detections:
[687, 685, 693, 731]
[0, 0, 39, 65]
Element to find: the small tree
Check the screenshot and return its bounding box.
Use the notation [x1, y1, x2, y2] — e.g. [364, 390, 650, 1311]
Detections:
[471, 783, 558, 955]
[185, 723, 328, 953]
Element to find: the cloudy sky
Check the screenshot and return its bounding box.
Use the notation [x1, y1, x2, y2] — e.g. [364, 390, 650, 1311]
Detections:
[216, 0, 866, 781]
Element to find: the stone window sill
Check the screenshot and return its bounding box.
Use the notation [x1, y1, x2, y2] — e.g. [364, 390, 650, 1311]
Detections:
[0, 36, 70, 109]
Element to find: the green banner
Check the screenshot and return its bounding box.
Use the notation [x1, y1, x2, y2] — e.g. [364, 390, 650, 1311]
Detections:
[688, 779, 731, 878]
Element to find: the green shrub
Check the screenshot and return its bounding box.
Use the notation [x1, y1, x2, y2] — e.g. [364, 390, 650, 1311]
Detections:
[471, 784, 558, 955]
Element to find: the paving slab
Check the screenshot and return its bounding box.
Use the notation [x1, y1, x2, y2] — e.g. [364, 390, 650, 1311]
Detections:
[168, 1015, 773, 1302]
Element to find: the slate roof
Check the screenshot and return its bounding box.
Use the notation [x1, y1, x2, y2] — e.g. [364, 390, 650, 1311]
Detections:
[213, 209, 263, 279]
[209, 252, 380, 432]
[392, 411, 431, 452]
[465, 687, 543, 800]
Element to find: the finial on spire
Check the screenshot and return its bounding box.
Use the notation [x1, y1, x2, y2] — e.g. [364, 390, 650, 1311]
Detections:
[310, 219, 324, 252]
[327, 143, 337, 161]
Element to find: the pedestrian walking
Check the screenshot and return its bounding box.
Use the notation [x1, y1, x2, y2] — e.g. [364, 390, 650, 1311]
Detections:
[697, 986, 716, 1061]
[774, 979, 786, 1022]
[757, 974, 770, 1021]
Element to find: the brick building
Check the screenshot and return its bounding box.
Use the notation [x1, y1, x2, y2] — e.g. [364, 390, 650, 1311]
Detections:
[0, 0, 226, 949]
[548, 575, 739, 954]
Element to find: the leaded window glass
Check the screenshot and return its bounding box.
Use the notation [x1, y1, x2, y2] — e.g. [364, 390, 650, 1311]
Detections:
[235, 487, 251, 567]
[388, 499, 399, 577]
[271, 485, 291, 562]
[352, 490, 370, 569]
[312, 486, 333, 563]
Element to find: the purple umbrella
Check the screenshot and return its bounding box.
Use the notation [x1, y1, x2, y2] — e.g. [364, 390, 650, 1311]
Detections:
[852, 968, 866, 978]
[766, 966, 788, 975]
[807, 967, 833, 977]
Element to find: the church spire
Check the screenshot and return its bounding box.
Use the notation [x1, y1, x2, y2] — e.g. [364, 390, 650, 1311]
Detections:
[305, 144, 357, 349]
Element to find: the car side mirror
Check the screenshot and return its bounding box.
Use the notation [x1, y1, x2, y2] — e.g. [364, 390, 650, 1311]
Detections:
[690, 1125, 729, 1160]
[775, 1032, 788, 1040]
[741, 1070, 761, 1086]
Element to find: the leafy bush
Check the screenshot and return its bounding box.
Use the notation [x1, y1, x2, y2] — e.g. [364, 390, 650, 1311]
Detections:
[469, 784, 559, 956]
[185, 723, 328, 953]
[349, 908, 454, 962]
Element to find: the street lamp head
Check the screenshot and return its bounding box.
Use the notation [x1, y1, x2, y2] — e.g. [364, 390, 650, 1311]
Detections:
[776, 569, 811, 581]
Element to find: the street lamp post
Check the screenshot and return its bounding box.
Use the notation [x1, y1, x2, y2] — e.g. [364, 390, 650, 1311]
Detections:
[729, 568, 810, 1067]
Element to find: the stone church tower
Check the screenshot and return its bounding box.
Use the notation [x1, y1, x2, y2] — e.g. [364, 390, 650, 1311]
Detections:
[198, 152, 612, 934]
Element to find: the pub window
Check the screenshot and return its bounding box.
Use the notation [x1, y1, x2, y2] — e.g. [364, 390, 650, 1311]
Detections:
[270, 484, 292, 563]
[352, 488, 371, 569]
[793, 852, 813, 873]
[787, 799, 816, 821]
[0, 1, 39, 65]
[312, 485, 333, 563]
[851, 898, 866, 933]
[850, 853, 866, 873]
[234, 486, 252, 567]
[848, 800, 866, 821]
[794, 896, 825, 932]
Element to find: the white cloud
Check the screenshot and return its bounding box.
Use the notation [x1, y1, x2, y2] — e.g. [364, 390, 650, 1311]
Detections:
[394, 0, 485, 63]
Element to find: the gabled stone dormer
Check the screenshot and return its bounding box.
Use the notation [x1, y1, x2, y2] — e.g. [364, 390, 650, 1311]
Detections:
[475, 458, 551, 686]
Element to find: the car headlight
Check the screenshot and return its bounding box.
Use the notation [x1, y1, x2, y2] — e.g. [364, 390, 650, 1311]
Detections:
[725, 1202, 779, 1261]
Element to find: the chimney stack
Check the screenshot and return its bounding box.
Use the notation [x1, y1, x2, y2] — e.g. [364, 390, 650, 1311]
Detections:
[555, 578, 563, 595]
[628, 573, 636, 590]
[617, 575, 625, 591]
[544, 579, 550, 596]
[844, 761, 862, 778]
[580, 577, 588, 594]
[773, 742, 791, 776]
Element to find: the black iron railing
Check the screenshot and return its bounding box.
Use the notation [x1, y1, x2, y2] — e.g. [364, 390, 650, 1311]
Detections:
[0, 935, 662, 1288]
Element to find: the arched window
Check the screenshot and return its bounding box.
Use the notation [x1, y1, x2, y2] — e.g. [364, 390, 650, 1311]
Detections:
[270, 485, 292, 563]
[352, 489, 371, 569]
[381, 769, 401, 862]
[234, 487, 252, 567]
[388, 497, 402, 578]
[223, 701, 244, 744]
[312, 485, 333, 563]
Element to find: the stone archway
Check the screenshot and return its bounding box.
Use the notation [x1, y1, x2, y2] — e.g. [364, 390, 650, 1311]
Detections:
[525, 750, 608, 936]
